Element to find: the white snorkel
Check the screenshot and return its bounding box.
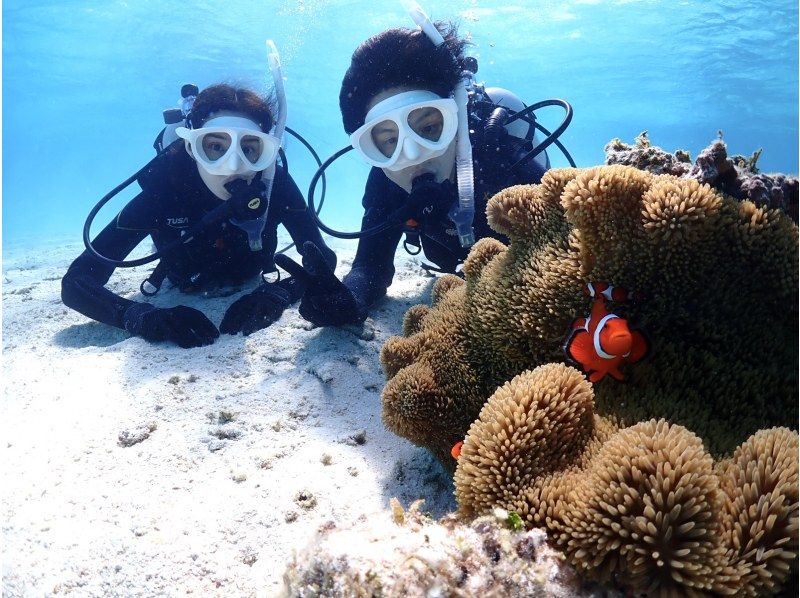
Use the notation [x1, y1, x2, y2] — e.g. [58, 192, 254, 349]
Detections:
[230, 39, 287, 252]
[404, 0, 476, 248]
[267, 39, 288, 150]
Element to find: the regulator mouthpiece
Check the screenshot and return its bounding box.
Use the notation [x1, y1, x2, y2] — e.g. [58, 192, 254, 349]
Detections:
[225, 178, 269, 252]
[412, 172, 436, 189]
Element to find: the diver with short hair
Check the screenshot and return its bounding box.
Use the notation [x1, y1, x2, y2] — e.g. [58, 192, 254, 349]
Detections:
[277, 14, 572, 328]
[62, 81, 336, 348]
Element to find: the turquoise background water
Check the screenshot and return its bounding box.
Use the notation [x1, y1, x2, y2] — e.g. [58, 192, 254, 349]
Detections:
[3, 0, 798, 247]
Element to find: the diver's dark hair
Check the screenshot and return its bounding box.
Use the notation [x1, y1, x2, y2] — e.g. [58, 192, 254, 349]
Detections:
[339, 22, 470, 135]
[188, 84, 275, 132]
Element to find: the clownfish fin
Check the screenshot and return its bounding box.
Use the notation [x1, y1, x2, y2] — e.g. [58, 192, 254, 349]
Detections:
[608, 366, 626, 381]
[628, 330, 650, 363]
[588, 369, 606, 383]
[571, 317, 587, 330]
[451, 441, 464, 460]
[610, 286, 629, 302]
[587, 282, 608, 299]
[564, 329, 594, 369]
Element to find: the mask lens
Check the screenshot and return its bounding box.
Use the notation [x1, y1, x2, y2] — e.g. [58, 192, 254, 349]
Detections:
[240, 135, 264, 164]
[370, 120, 400, 158]
[408, 106, 444, 142]
[200, 132, 232, 161]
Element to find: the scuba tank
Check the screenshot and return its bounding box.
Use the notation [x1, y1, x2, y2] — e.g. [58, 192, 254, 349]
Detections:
[482, 86, 550, 173]
[153, 83, 199, 153]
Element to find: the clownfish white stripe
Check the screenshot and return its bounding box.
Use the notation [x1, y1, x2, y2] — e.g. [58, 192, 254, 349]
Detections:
[586, 281, 631, 303]
[593, 314, 619, 360]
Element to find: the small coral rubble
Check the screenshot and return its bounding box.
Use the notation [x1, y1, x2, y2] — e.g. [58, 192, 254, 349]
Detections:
[281, 499, 607, 597]
[604, 132, 693, 177]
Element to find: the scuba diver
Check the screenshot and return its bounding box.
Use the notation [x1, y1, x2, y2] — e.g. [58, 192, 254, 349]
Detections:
[62, 81, 336, 348]
[276, 12, 574, 328]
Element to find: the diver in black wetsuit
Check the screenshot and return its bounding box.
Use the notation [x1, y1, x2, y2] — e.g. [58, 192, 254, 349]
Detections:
[275, 21, 554, 328]
[62, 83, 335, 348]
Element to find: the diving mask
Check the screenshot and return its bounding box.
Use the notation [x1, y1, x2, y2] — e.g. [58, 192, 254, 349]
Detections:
[350, 90, 458, 171]
[176, 115, 280, 176]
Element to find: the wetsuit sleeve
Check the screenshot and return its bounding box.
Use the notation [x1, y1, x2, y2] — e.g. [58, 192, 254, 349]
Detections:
[61, 196, 152, 329]
[342, 173, 404, 314]
[274, 171, 337, 303]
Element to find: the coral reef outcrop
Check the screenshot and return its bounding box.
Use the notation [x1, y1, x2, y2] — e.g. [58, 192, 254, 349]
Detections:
[380, 165, 799, 595]
[605, 132, 798, 221]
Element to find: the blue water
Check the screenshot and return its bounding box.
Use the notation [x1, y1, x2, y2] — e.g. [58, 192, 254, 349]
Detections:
[3, 0, 798, 247]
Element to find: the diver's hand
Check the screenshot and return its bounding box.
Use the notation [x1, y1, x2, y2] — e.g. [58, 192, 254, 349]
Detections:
[274, 242, 363, 327]
[401, 175, 457, 225]
[122, 303, 219, 348]
[219, 284, 290, 336]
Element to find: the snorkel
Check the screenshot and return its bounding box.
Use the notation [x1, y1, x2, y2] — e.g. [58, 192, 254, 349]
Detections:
[404, 0, 476, 247]
[229, 39, 287, 252]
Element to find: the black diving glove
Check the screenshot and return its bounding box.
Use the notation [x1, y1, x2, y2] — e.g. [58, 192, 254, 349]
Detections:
[122, 303, 219, 348]
[219, 284, 290, 336]
[274, 241, 363, 327]
[393, 174, 457, 226]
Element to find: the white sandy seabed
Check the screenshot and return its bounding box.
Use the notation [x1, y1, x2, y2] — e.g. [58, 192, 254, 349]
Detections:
[2, 234, 457, 597]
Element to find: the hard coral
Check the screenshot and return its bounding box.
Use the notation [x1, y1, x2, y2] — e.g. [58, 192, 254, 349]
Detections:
[605, 133, 799, 222]
[605, 132, 692, 177]
[380, 165, 798, 595]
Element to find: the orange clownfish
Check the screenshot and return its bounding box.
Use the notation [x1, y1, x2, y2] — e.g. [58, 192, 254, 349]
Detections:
[451, 441, 464, 460]
[563, 282, 649, 383]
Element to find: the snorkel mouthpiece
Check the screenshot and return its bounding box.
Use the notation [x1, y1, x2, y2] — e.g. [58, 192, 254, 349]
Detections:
[404, 0, 475, 247]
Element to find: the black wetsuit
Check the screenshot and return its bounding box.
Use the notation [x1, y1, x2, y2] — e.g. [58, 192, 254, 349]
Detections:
[342, 123, 547, 316]
[62, 143, 335, 329]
